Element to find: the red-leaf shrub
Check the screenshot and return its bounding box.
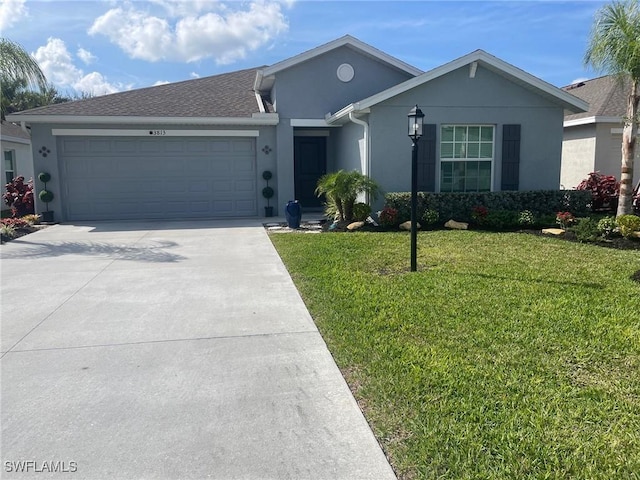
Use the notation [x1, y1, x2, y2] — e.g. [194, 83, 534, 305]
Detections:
[576, 172, 619, 211]
[378, 206, 399, 227]
[0, 217, 30, 229]
[2, 176, 34, 217]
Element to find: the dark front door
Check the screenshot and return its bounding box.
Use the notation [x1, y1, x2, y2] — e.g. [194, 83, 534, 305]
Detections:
[294, 136, 327, 209]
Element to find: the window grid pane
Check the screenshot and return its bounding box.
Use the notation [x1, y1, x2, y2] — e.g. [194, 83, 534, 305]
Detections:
[440, 125, 493, 193]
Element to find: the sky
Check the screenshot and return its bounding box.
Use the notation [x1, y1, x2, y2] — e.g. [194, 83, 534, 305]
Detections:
[0, 0, 613, 98]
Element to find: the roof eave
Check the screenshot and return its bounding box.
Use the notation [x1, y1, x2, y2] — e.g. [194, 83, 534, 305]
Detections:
[563, 115, 623, 127]
[6, 113, 280, 126]
[0, 134, 31, 145]
[331, 50, 590, 115]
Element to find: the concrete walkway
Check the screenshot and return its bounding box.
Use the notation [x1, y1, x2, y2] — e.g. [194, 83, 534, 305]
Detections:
[1, 220, 395, 479]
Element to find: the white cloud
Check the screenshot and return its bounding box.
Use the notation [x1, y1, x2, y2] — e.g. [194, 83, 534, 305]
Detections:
[33, 37, 125, 96]
[190, 72, 200, 79]
[88, 1, 289, 64]
[77, 47, 97, 65]
[0, 0, 27, 31]
[153, 80, 170, 86]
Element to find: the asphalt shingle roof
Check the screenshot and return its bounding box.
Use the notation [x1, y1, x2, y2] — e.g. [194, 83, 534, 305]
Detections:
[16, 67, 268, 118]
[563, 75, 630, 121]
[0, 120, 30, 140]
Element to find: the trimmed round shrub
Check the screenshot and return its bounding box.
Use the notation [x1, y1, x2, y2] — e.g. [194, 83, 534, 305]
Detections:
[262, 170, 273, 181]
[262, 186, 274, 199]
[39, 190, 54, 203]
[38, 172, 51, 183]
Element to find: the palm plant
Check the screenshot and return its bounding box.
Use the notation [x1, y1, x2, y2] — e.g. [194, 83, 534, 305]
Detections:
[0, 38, 47, 120]
[315, 170, 380, 222]
[584, 0, 640, 216]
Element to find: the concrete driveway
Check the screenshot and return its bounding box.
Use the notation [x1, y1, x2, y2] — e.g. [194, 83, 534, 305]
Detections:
[1, 220, 395, 480]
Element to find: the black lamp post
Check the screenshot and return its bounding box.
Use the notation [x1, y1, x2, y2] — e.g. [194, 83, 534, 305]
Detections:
[407, 105, 425, 272]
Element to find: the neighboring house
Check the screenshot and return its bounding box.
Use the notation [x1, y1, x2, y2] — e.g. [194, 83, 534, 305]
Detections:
[7, 35, 587, 222]
[1, 120, 34, 186]
[562, 75, 639, 190]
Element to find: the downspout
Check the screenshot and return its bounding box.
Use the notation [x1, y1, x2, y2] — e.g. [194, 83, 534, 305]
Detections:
[348, 111, 371, 203]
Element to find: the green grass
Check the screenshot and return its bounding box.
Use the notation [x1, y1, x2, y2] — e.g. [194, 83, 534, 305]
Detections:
[270, 231, 640, 479]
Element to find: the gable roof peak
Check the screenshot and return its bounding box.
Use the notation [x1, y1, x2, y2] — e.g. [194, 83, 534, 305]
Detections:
[258, 34, 422, 82]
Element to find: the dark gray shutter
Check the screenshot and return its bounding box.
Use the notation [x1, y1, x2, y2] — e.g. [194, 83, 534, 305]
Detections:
[501, 124, 521, 191]
[418, 124, 437, 191]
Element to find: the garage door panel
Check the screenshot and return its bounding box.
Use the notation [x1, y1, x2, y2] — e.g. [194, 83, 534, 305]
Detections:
[61, 139, 86, 154]
[186, 141, 209, 153]
[233, 140, 255, 153]
[88, 140, 110, 153]
[61, 137, 257, 220]
[235, 159, 254, 173]
[189, 158, 212, 173]
[236, 180, 256, 192]
[211, 141, 231, 153]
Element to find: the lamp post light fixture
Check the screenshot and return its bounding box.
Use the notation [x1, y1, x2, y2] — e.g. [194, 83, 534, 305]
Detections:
[407, 105, 425, 272]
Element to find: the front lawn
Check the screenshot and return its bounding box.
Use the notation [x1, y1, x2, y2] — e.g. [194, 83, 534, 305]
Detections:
[270, 230, 640, 479]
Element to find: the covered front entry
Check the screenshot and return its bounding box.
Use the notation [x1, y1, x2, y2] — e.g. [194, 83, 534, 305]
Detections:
[59, 136, 257, 221]
[294, 136, 327, 209]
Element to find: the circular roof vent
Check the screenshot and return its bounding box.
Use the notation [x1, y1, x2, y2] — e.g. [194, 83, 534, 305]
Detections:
[337, 63, 355, 83]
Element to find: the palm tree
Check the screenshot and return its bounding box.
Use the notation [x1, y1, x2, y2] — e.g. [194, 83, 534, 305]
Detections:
[0, 38, 47, 120]
[315, 170, 380, 222]
[585, 0, 640, 216]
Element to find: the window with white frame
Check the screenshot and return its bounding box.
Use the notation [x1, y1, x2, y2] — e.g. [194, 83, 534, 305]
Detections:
[440, 125, 494, 192]
[4, 150, 15, 184]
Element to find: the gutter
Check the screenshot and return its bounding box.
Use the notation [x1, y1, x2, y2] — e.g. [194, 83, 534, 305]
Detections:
[348, 111, 372, 203]
[6, 113, 280, 126]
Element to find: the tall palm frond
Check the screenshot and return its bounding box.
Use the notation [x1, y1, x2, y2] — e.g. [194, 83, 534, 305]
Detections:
[584, 0, 640, 216]
[0, 38, 47, 94]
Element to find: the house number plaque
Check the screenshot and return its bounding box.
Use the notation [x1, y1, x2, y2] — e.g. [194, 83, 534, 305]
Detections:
[149, 130, 167, 136]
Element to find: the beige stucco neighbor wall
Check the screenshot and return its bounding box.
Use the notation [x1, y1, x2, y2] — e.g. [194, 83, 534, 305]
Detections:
[561, 125, 596, 189]
[562, 122, 640, 190]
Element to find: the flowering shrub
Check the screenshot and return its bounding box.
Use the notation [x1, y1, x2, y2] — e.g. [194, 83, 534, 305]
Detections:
[378, 206, 399, 228]
[576, 171, 619, 211]
[518, 210, 536, 226]
[421, 209, 439, 226]
[556, 211, 575, 230]
[597, 216, 617, 237]
[471, 206, 489, 225]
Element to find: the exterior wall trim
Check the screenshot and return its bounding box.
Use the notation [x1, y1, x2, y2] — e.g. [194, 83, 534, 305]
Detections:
[51, 129, 260, 137]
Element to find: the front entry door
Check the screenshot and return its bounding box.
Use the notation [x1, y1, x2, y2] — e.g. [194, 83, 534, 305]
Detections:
[294, 136, 327, 209]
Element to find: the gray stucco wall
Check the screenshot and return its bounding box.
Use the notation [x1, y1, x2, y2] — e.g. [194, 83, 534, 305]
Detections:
[333, 120, 365, 173]
[272, 46, 415, 119]
[271, 46, 415, 211]
[368, 64, 566, 202]
[29, 123, 277, 221]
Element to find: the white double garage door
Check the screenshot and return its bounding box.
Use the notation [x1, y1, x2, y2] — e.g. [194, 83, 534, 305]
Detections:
[60, 136, 258, 221]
